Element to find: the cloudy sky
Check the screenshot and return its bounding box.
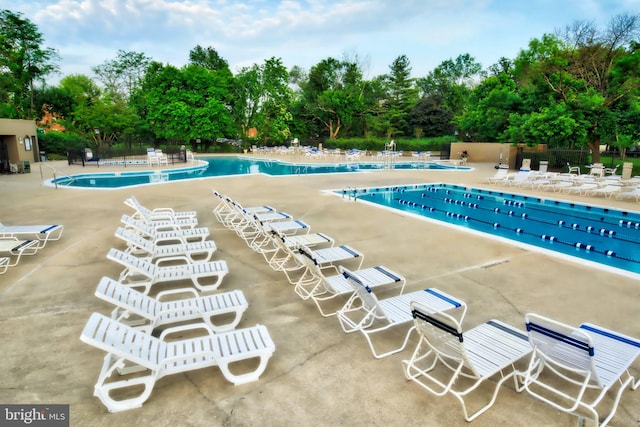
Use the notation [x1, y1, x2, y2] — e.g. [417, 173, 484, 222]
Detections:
[2, 0, 637, 84]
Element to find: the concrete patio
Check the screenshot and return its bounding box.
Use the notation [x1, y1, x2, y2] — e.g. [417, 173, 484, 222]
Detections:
[1, 157, 639, 426]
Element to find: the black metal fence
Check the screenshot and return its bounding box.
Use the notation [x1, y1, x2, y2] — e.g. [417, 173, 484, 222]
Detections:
[67, 146, 188, 167]
[519, 148, 640, 175]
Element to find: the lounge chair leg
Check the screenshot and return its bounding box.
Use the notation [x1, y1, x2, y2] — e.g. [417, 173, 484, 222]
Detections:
[217, 354, 272, 385]
[194, 273, 226, 292]
[94, 355, 157, 412]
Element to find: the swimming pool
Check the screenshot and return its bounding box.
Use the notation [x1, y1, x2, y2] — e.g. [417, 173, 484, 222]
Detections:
[339, 183, 640, 278]
[47, 156, 469, 189]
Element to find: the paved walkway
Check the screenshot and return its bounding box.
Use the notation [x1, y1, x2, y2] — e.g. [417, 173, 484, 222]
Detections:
[1, 157, 639, 426]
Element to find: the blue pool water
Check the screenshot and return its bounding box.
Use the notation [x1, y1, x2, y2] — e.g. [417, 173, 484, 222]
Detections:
[343, 183, 640, 277]
[49, 156, 468, 189]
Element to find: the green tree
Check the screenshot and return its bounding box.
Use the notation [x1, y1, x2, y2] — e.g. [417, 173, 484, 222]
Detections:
[417, 53, 483, 121]
[380, 55, 419, 137]
[70, 95, 139, 152]
[457, 72, 522, 141]
[298, 57, 369, 139]
[54, 74, 139, 152]
[234, 65, 261, 137]
[409, 95, 454, 137]
[32, 85, 74, 123]
[502, 102, 584, 147]
[0, 9, 59, 118]
[132, 61, 235, 151]
[513, 14, 640, 161]
[234, 57, 293, 144]
[93, 50, 151, 102]
[257, 57, 293, 143]
[189, 45, 231, 74]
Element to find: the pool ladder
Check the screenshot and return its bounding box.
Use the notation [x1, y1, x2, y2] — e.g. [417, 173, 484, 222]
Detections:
[342, 186, 359, 201]
[39, 163, 76, 189]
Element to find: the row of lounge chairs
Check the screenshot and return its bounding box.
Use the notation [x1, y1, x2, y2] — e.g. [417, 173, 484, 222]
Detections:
[78, 195, 275, 412]
[0, 222, 64, 274]
[213, 190, 640, 425]
[488, 167, 640, 201]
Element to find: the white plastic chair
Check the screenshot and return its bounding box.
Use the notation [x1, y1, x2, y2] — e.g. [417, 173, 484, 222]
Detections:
[521, 313, 640, 426]
[106, 248, 229, 295]
[124, 195, 197, 222]
[402, 303, 532, 422]
[337, 266, 466, 358]
[0, 222, 64, 249]
[114, 227, 217, 263]
[95, 276, 248, 333]
[120, 214, 210, 244]
[80, 312, 275, 412]
[294, 254, 406, 317]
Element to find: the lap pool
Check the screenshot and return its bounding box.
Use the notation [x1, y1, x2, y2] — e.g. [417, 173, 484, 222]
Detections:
[340, 183, 640, 278]
[47, 156, 469, 189]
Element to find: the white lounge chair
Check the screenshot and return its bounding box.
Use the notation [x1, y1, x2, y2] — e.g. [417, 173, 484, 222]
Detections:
[488, 166, 510, 184]
[603, 164, 619, 176]
[155, 149, 169, 165]
[401, 303, 532, 422]
[539, 180, 576, 192]
[212, 191, 275, 228]
[254, 230, 336, 283]
[238, 211, 299, 246]
[271, 242, 365, 287]
[585, 183, 622, 199]
[0, 238, 40, 267]
[253, 211, 293, 222]
[294, 254, 406, 317]
[106, 248, 229, 294]
[0, 222, 64, 249]
[80, 312, 275, 412]
[125, 195, 197, 222]
[521, 313, 640, 426]
[146, 148, 159, 166]
[337, 266, 467, 359]
[260, 218, 310, 236]
[95, 276, 248, 333]
[297, 243, 364, 274]
[122, 204, 198, 230]
[567, 162, 581, 175]
[121, 215, 209, 244]
[511, 170, 542, 187]
[0, 257, 10, 274]
[281, 232, 334, 249]
[588, 163, 605, 178]
[617, 186, 640, 203]
[520, 173, 556, 190]
[114, 227, 217, 263]
[254, 229, 335, 258]
[563, 181, 599, 195]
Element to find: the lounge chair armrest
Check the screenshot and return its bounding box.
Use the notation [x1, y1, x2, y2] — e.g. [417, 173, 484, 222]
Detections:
[153, 255, 190, 266]
[159, 322, 214, 341]
[150, 223, 182, 232]
[155, 287, 199, 301]
[146, 213, 176, 221]
[151, 207, 177, 215]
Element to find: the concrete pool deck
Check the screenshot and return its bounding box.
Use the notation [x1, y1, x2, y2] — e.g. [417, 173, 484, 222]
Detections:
[1, 156, 639, 426]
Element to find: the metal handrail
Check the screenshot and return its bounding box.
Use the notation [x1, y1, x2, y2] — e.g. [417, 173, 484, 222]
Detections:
[39, 162, 75, 189]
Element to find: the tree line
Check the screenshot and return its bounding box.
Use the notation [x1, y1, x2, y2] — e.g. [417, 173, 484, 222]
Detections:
[1, 9, 639, 161]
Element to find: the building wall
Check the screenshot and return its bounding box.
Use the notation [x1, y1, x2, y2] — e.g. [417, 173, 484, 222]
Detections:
[451, 142, 514, 168]
[0, 119, 40, 165]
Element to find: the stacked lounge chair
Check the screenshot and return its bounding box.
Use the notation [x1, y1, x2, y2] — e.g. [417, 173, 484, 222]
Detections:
[79, 197, 276, 412]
